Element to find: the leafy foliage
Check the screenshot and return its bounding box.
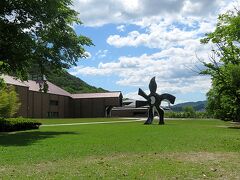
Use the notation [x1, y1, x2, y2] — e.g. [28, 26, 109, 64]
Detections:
[0, 0, 93, 81]
[0, 118, 41, 132]
[165, 106, 211, 118]
[46, 70, 107, 93]
[0, 86, 20, 118]
[165, 111, 210, 119]
[201, 9, 240, 121]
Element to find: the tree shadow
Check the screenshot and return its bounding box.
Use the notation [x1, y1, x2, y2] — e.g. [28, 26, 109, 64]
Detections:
[0, 131, 78, 146]
[228, 126, 240, 129]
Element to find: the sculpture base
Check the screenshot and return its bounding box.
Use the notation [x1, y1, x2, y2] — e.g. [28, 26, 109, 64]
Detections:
[143, 119, 165, 125]
[159, 121, 164, 125]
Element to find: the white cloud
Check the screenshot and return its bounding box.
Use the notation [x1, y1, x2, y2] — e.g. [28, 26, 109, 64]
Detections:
[72, 0, 230, 27]
[116, 25, 126, 32]
[71, 44, 211, 95]
[107, 16, 215, 49]
[96, 49, 109, 58]
[124, 91, 145, 101]
[70, 0, 237, 102]
[83, 51, 92, 59]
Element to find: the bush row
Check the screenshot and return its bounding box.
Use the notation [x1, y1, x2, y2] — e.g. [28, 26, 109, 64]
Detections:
[0, 118, 41, 132]
[165, 111, 212, 119]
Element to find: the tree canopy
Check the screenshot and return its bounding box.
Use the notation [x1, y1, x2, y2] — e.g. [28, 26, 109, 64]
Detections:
[0, 0, 93, 82]
[201, 9, 240, 121]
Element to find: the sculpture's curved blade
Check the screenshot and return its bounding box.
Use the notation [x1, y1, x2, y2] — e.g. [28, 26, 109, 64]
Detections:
[136, 100, 148, 108]
[138, 88, 148, 100]
[158, 93, 176, 104]
[149, 77, 157, 93]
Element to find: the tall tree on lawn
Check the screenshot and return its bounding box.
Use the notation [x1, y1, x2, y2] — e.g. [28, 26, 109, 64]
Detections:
[201, 9, 240, 121]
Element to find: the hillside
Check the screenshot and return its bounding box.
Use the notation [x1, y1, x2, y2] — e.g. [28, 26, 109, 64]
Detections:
[172, 101, 207, 112]
[46, 71, 107, 93]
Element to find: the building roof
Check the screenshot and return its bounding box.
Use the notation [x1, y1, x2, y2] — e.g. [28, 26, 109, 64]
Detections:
[72, 92, 122, 99]
[2, 75, 71, 97]
[1, 75, 29, 87]
[2, 75, 122, 99]
[27, 80, 72, 97]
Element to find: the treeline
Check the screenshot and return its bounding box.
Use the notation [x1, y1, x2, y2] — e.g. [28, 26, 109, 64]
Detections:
[46, 70, 107, 94]
[172, 101, 206, 112]
[165, 106, 212, 119]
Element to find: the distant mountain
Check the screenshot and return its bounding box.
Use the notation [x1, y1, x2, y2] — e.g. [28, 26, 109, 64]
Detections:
[46, 70, 108, 93]
[171, 101, 207, 112]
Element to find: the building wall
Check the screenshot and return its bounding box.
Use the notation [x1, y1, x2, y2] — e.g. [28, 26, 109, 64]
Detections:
[92, 98, 105, 117]
[14, 86, 28, 117]
[28, 91, 33, 117]
[42, 93, 49, 118]
[80, 99, 92, 118]
[33, 92, 42, 118]
[73, 98, 103, 118]
[64, 96, 70, 118]
[13, 85, 71, 118]
[12, 84, 122, 118]
[111, 108, 148, 117]
[105, 97, 122, 107]
[72, 97, 121, 118]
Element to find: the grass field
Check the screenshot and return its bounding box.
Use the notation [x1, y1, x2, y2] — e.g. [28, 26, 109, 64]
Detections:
[0, 118, 240, 179]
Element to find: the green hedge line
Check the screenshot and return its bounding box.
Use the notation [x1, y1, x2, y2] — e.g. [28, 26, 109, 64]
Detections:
[0, 118, 41, 132]
[165, 111, 212, 119]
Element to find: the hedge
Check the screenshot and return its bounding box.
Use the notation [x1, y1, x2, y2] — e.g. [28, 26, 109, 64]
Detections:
[0, 118, 41, 132]
[164, 111, 212, 119]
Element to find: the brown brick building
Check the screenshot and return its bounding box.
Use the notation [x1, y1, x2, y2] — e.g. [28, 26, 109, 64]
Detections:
[2, 75, 122, 118]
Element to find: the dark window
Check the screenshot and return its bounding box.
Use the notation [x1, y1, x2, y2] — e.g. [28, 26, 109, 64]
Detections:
[50, 100, 59, 106]
[47, 112, 59, 118]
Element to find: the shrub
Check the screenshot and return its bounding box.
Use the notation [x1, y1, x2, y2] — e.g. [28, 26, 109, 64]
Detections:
[182, 106, 196, 118]
[0, 85, 20, 118]
[0, 118, 41, 132]
[165, 111, 211, 119]
[0, 76, 5, 89]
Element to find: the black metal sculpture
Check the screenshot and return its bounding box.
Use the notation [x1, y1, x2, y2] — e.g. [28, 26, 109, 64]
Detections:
[136, 77, 176, 125]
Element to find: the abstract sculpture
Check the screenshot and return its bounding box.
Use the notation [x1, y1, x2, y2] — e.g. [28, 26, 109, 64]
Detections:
[136, 77, 176, 125]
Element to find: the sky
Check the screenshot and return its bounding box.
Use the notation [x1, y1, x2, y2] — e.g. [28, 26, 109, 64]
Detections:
[69, 0, 239, 103]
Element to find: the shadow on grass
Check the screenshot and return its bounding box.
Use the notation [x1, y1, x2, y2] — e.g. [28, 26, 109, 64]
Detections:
[228, 126, 240, 129]
[0, 131, 78, 146]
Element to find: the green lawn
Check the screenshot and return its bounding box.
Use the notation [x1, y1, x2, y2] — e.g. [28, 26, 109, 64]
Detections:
[0, 118, 240, 179]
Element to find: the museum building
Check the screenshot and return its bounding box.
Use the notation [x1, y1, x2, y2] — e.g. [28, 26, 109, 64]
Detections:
[2, 75, 122, 118]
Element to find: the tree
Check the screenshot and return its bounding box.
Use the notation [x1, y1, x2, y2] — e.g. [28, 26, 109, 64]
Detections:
[201, 9, 240, 121]
[0, 85, 20, 118]
[182, 106, 196, 118]
[0, 0, 93, 82]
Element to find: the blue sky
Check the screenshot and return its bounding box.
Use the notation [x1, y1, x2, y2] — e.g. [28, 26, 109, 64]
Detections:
[69, 0, 237, 103]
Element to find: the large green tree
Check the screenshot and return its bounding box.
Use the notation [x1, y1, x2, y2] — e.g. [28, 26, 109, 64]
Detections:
[0, 0, 93, 82]
[201, 9, 240, 121]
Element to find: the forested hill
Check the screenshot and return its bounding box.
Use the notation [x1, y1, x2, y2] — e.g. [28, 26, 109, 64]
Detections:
[172, 101, 207, 112]
[46, 71, 107, 93]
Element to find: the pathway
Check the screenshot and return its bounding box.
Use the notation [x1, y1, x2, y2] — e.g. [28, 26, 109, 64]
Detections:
[41, 119, 145, 127]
